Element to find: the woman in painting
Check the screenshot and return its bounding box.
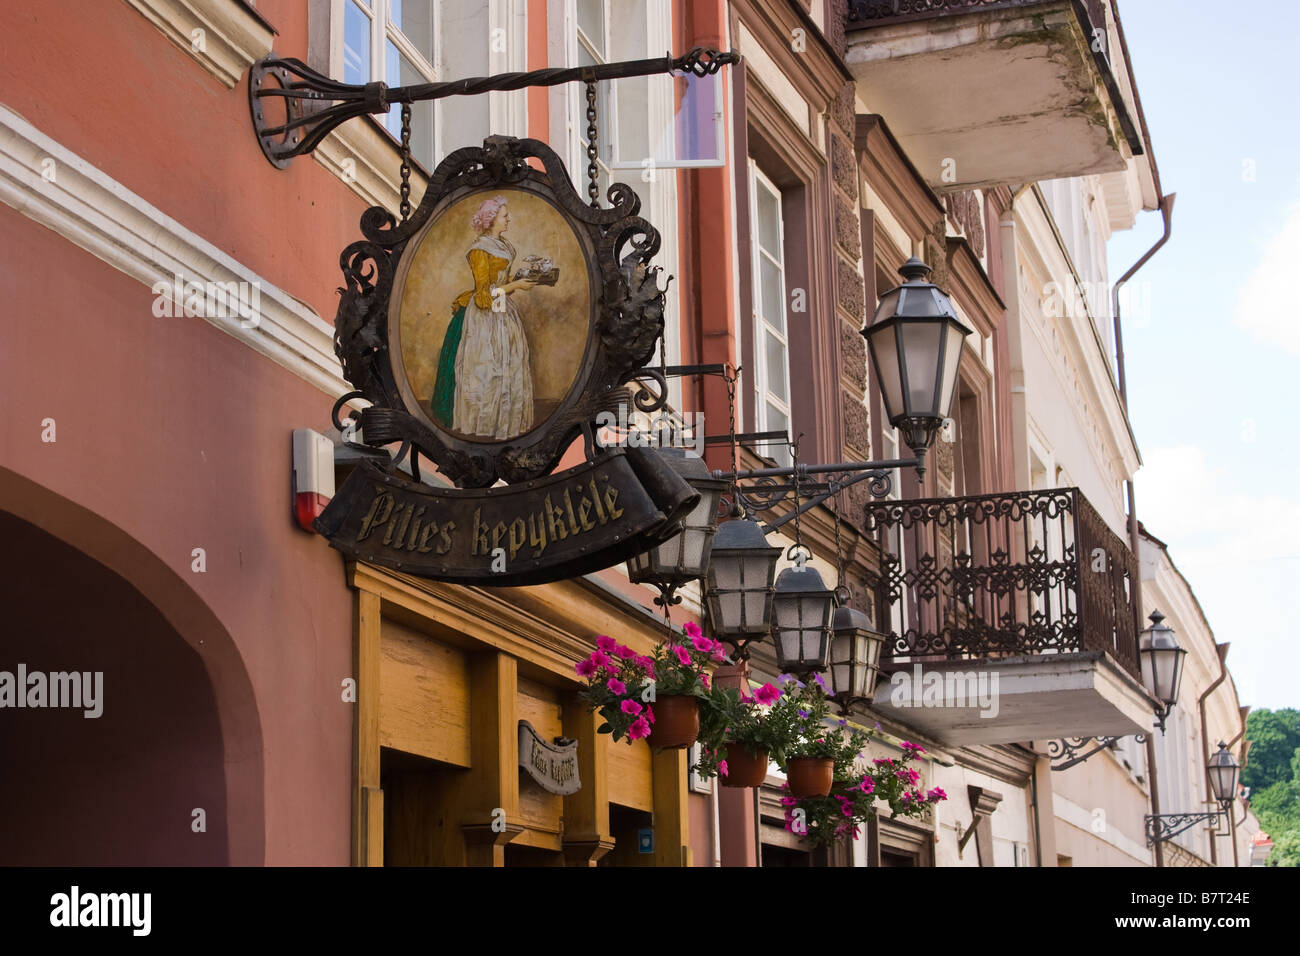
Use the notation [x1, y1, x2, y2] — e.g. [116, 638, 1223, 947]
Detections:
[430, 196, 541, 439]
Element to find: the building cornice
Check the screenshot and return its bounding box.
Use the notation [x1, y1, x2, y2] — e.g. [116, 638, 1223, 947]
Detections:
[0, 105, 346, 397]
[123, 0, 275, 89]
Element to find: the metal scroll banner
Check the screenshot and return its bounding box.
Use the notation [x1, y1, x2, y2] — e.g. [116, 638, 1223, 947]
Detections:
[314, 134, 692, 583]
[518, 721, 580, 795]
[317, 447, 694, 586]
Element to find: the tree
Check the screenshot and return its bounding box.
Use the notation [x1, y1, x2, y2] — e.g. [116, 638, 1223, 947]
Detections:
[1242, 708, 1300, 790]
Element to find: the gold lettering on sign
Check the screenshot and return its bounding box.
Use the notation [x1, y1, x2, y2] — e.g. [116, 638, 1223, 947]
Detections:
[351, 471, 635, 566]
[357, 491, 394, 542]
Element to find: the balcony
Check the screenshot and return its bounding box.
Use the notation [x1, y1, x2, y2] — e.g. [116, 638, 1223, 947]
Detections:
[845, 1, 1142, 190]
[865, 488, 1154, 745]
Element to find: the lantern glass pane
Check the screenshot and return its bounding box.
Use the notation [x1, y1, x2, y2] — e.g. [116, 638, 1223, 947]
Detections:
[937, 321, 967, 419]
[865, 632, 883, 670]
[1155, 650, 1180, 702]
[680, 527, 707, 574]
[901, 321, 943, 415]
[1209, 765, 1235, 803]
[711, 552, 741, 591]
[628, 547, 652, 576]
[868, 323, 903, 422]
[831, 660, 852, 696]
[774, 594, 801, 630]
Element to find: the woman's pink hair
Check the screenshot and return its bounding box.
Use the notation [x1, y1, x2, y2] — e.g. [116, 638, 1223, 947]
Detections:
[471, 196, 508, 234]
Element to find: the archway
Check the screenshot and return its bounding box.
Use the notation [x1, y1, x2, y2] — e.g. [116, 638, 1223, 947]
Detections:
[0, 468, 265, 864]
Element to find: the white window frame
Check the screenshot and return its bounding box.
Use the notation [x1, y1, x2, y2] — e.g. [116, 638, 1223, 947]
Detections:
[562, 0, 723, 176]
[748, 161, 792, 469]
[550, 0, 683, 398]
[330, 0, 528, 173]
[337, 0, 439, 155]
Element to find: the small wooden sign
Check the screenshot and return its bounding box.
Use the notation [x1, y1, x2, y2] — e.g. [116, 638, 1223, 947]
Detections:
[518, 720, 581, 795]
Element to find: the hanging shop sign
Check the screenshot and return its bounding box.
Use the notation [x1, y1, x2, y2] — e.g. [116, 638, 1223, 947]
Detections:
[517, 721, 580, 795]
[315, 135, 693, 584]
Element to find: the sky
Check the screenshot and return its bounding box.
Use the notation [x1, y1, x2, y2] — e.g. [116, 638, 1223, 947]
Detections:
[1105, 2, 1300, 712]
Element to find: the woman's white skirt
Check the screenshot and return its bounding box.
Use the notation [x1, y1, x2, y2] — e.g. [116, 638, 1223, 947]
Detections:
[452, 298, 534, 440]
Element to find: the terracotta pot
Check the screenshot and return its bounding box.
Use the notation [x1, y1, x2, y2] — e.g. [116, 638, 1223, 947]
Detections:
[647, 695, 699, 750]
[787, 757, 834, 798]
[721, 743, 769, 788]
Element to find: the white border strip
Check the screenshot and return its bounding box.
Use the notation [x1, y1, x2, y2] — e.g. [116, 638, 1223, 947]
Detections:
[0, 105, 347, 397]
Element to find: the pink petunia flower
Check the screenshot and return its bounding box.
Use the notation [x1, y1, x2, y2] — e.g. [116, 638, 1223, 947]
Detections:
[683, 620, 703, 639]
[576, 658, 598, 678]
[927, 787, 947, 802]
[596, 635, 618, 652]
[700, 672, 711, 689]
[857, 776, 875, 795]
[606, 678, 626, 695]
[691, 634, 714, 653]
[718, 760, 729, 777]
[753, 682, 781, 706]
[628, 716, 651, 740]
[711, 645, 729, 663]
[645, 706, 655, 724]
[673, 645, 692, 667]
[621, 698, 643, 716]
[590, 649, 613, 670]
[616, 644, 637, 659]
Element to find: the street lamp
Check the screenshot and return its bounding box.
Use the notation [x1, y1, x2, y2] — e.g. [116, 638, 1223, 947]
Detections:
[828, 603, 884, 710]
[1146, 741, 1242, 847]
[626, 448, 728, 606]
[1207, 742, 1240, 809]
[704, 517, 782, 656]
[862, 258, 973, 475]
[771, 559, 835, 675]
[1139, 610, 1187, 729]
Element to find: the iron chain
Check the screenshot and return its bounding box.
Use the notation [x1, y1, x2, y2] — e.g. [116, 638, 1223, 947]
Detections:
[399, 102, 412, 223]
[585, 80, 599, 207]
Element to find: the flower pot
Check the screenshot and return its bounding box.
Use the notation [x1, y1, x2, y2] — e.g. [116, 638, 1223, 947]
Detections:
[647, 695, 699, 750]
[721, 744, 769, 788]
[787, 757, 834, 798]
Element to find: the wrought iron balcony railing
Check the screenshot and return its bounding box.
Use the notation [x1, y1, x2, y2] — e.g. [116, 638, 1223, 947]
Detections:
[866, 488, 1141, 681]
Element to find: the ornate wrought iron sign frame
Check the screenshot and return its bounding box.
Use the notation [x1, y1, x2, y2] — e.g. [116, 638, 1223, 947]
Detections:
[315, 135, 698, 584]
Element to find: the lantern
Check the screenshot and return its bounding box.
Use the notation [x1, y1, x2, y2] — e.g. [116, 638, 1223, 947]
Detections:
[772, 563, 835, 675]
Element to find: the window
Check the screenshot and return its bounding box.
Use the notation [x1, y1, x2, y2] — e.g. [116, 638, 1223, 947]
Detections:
[570, 0, 724, 199]
[342, 0, 439, 171]
[554, 1, 685, 389]
[337, 1, 506, 174]
[748, 163, 792, 469]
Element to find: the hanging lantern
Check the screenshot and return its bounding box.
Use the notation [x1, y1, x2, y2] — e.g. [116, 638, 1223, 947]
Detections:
[1138, 610, 1187, 719]
[1207, 741, 1240, 809]
[772, 561, 835, 675]
[704, 517, 782, 651]
[626, 448, 727, 602]
[862, 258, 973, 473]
[828, 604, 884, 706]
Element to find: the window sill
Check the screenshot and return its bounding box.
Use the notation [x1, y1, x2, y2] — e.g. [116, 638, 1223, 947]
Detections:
[314, 114, 431, 215]
[124, 0, 274, 89]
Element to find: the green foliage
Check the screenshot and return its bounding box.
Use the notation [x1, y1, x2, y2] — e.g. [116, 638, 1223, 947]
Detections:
[1242, 708, 1300, 790]
[780, 740, 945, 848]
[1244, 709, 1300, 867]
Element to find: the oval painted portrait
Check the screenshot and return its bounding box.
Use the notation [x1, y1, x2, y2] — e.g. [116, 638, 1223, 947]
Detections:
[391, 185, 594, 445]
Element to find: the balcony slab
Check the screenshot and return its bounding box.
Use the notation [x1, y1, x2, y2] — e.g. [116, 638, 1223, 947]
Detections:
[845, 2, 1137, 189]
[870, 651, 1152, 746]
